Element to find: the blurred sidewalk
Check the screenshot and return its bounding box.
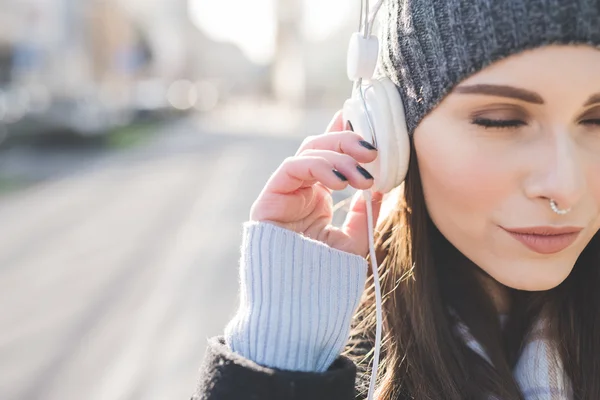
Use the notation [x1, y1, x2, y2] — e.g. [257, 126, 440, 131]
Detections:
[0, 101, 357, 400]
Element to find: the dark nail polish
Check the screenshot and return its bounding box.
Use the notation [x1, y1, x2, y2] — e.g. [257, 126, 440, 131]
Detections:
[356, 165, 374, 180]
[332, 169, 348, 181]
[347, 120, 354, 131]
[359, 140, 377, 151]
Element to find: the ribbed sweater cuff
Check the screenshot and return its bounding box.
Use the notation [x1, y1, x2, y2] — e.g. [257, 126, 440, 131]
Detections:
[224, 221, 368, 373]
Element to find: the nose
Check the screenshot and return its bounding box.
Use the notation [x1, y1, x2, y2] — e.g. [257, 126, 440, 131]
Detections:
[525, 133, 587, 211]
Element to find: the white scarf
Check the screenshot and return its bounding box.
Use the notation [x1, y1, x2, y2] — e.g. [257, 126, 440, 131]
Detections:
[454, 318, 573, 400]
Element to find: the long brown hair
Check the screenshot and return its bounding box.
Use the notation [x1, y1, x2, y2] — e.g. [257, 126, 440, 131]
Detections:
[345, 137, 600, 399]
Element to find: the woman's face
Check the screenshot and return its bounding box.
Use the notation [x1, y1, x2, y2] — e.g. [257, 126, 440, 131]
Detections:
[414, 45, 600, 291]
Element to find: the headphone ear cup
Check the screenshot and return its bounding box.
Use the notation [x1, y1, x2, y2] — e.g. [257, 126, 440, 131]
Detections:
[378, 77, 410, 189]
[342, 78, 410, 194]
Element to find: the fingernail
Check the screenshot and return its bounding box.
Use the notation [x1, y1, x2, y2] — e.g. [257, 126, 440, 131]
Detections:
[332, 169, 348, 181]
[356, 165, 373, 180]
[347, 120, 354, 131]
[359, 140, 377, 151]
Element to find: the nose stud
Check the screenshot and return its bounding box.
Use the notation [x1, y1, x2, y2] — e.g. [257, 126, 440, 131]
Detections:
[549, 199, 570, 215]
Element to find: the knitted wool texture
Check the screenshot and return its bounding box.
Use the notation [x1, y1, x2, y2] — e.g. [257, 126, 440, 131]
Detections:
[378, 0, 600, 135]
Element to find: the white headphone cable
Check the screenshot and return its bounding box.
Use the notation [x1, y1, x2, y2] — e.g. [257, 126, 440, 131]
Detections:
[352, 0, 386, 396]
[361, 189, 382, 400]
[366, 0, 384, 36]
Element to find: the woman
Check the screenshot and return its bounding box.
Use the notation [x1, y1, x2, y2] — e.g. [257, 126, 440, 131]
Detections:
[193, 0, 600, 399]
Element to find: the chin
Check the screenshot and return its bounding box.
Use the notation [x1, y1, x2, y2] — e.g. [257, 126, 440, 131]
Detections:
[493, 263, 574, 292]
[505, 280, 563, 292]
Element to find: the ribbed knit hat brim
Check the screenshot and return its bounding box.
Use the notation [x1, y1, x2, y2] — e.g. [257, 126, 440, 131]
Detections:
[379, 0, 600, 134]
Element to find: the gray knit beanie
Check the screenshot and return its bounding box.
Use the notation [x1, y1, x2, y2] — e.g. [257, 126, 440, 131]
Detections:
[378, 0, 600, 135]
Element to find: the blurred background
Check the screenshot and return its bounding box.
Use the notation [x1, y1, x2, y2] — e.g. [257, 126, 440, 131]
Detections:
[0, 0, 361, 399]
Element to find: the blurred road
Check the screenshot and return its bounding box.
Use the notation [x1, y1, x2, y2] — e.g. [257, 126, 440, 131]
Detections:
[0, 107, 348, 400]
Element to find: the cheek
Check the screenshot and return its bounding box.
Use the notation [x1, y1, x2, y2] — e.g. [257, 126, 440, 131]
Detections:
[413, 118, 527, 287]
[412, 118, 587, 292]
[589, 159, 600, 210]
[414, 125, 510, 224]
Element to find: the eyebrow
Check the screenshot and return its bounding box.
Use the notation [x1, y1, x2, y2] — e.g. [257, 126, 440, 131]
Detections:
[454, 84, 544, 104]
[455, 84, 600, 108]
[583, 93, 600, 107]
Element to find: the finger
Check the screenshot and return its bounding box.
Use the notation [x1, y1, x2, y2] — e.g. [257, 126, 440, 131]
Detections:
[264, 156, 352, 195]
[295, 131, 378, 164]
[325, 109, 345, 133]
[298, 150, 376, 191]
[341, 190, 385, 255]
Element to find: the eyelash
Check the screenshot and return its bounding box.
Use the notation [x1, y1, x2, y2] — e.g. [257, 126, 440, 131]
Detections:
[471, 118, 527, 129]
[472, 118, 600, 129]
[581, 119, 600, 126]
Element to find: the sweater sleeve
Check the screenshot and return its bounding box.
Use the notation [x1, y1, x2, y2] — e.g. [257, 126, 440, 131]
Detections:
[223, 221, 369, 372]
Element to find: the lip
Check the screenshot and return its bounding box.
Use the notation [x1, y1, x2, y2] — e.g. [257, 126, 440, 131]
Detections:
[501, 226, 583, 255]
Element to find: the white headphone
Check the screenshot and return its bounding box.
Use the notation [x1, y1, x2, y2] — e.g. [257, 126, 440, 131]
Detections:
[340, 2, 410, 399]
[342, 0, 411, 194]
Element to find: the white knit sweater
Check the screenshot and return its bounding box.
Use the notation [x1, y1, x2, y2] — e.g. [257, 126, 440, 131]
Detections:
[225, 221, 573, 399]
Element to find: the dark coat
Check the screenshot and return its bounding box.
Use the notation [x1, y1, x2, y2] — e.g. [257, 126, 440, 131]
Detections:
[191, 335, 372, 400]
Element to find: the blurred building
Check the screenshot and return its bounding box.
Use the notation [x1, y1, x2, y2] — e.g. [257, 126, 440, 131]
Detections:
[0, 0, 275, 138]
[122, 0, 267, 101]
[302, 21, 356, 107]
[0, 0, 365, 138]
[0, 0, 155, 137]
[271, 0, 362, 107]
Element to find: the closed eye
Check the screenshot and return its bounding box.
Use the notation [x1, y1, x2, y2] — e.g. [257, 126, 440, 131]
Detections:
[471, 118, 527, 129]
[581, 118, 600, 126]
